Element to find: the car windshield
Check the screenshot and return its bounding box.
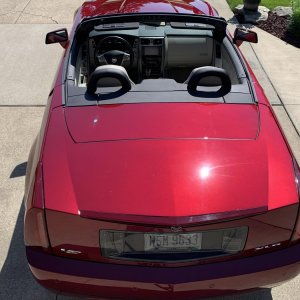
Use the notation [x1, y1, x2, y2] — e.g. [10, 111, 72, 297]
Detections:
[66, 15, 253, 106]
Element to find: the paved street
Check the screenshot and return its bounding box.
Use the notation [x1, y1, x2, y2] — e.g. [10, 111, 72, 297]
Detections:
[0, 1, 299, 299]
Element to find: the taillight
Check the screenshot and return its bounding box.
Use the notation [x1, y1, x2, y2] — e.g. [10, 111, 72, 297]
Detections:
[24, 163, 50, 249]
[291, 158, 300, 243]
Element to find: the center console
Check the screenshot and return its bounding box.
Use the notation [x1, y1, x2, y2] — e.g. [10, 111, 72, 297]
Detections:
[140, 38, 164, 78]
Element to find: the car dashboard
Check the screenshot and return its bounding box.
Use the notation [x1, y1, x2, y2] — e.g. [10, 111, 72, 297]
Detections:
[76, 22, 218, 85]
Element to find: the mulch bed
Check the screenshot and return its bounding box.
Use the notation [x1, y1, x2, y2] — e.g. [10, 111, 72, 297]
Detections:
[256, 12, 300, 48]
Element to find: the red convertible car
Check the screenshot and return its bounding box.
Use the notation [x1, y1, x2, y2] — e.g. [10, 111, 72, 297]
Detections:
[24, 0, 300, 298]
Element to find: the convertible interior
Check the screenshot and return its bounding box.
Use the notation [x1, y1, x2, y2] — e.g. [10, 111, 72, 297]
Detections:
[66, 17, 254, 105]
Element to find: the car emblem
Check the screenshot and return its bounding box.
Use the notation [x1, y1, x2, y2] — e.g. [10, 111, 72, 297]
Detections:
[112, 57, 117, 64]
[171, 226, 183, 232]
[61, 248, 82, 255]
[255, 242, 281, 251]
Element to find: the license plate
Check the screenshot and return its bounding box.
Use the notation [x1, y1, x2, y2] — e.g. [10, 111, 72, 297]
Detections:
[144, 233, 202, 252]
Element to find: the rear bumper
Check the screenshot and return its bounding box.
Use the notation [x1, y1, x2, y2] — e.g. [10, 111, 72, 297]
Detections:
[27, 244, 300, 299]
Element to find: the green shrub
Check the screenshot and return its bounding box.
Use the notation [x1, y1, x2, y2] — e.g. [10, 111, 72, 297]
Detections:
[227, 0, 291, 10]
[292, 0, 300, 10]
[290, 8, 300, 37]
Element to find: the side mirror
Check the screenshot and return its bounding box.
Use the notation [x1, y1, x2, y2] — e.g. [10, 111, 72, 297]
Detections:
[233, 28, 258, 46]
[45, 28, 69, 48]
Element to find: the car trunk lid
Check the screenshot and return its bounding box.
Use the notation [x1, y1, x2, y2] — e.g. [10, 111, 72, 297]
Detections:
[43, 105, 299, 263]
[64, 103, 259, 142]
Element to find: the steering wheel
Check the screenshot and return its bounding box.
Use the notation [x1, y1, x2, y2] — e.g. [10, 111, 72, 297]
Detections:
[95, 36, 134, 69]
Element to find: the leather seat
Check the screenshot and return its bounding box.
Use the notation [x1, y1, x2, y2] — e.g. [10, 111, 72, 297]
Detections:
[94, 65, 134, 88]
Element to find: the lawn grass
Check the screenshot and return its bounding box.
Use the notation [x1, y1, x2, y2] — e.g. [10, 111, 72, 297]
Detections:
[227, 0, 292, 10]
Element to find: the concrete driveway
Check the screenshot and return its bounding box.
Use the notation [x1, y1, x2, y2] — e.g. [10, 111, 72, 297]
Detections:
[0, 1, 299, 299]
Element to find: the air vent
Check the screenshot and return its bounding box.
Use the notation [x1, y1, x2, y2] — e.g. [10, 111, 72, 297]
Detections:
[153, 39, 163, 45]
[141, 39, 150, 45]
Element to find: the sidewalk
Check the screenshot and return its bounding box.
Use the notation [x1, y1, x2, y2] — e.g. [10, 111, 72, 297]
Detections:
[209, 0, 300, 163]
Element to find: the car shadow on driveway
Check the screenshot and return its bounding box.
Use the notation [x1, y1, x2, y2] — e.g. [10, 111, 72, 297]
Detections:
[212, 290, 273, 300]
[10, 162, 27, 178]
[0, 204, 55, 300]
